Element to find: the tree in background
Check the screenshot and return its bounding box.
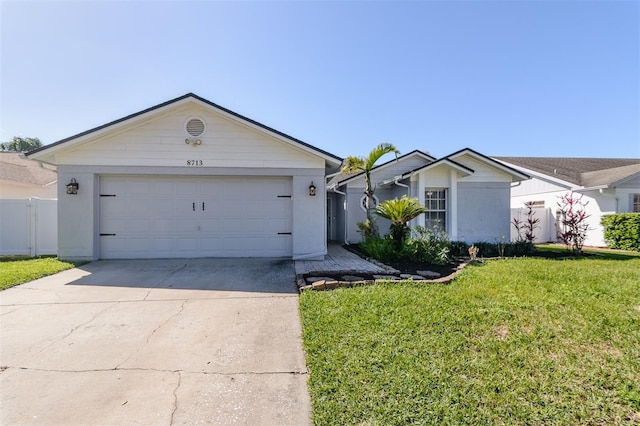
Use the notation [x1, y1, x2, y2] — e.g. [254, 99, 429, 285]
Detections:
[0, 136, 43, 152]
[342, 143, 400, 238]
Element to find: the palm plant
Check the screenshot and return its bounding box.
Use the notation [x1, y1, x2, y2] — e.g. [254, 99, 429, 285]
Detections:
[342, 143, 400, 238]
[375, 195, 428, 247]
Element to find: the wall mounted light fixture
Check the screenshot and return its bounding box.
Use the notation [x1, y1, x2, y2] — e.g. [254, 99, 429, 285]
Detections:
[309, 182, 316, 196]
[66, 178, 79, 195]
[184, 138, 202, 146]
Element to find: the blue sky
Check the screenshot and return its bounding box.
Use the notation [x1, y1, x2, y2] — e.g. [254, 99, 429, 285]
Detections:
[1, 0, 638, 160]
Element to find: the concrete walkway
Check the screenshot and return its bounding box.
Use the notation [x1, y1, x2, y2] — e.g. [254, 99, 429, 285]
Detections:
[295, 243, 390, 275]
[1, 258, 310, 425]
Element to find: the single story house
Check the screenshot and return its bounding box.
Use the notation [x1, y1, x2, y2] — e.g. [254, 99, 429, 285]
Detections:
[27, 93, 342, 261]
[27, 93, 531, 261]
[327, 149, 530, 244]
[494, 156, 640, 246]
[0, 152, 57, 199]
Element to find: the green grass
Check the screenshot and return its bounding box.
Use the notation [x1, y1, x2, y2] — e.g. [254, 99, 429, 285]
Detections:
[0, 256, 77, 290]
[300, 250, 640, 425]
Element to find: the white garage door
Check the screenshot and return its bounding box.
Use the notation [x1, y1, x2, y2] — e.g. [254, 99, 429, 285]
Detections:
[99, 176, 292, 259]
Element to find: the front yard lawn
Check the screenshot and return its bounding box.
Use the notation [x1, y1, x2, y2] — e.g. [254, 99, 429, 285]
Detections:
[0, 256, 77, 291]
[300, 250, 640, 425]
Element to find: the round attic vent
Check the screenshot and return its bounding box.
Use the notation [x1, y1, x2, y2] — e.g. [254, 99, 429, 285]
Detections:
[185, 117, 206, 137]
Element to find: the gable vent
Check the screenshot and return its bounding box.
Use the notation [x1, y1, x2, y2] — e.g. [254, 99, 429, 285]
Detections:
[185, 117, 206, 137]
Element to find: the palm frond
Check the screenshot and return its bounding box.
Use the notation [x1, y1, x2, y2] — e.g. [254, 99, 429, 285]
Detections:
[364, 143, 400, 170]
[375, 195, 428, 225]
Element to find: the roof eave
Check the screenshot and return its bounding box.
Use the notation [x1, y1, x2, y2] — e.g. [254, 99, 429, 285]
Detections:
[26, 93, 343, 167]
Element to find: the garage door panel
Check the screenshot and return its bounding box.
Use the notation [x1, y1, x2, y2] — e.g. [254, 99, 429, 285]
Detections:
[100, 176, 292, 259]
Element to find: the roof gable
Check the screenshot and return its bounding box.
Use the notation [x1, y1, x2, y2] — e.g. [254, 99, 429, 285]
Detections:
[329, 150, 435, 187]
[27, 93, 342, 168]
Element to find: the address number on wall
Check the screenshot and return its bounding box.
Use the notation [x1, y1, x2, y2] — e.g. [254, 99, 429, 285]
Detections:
[186, 160, 204, 166]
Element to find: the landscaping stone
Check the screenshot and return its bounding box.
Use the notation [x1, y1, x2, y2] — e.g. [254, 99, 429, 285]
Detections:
[341, 275, 365, 282]
[311, 280, 340, 290]
[305, 276, 334, 283]
[416, 270, 441, 279]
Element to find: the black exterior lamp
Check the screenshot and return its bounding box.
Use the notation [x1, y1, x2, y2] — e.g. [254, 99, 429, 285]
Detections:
[66, 178, 79, 195]
[309, 182, 316, 196]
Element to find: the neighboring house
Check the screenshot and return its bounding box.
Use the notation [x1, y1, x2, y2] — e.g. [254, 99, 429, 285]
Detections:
[327, 149, 530, 244]
[27, 93, 342, 261]
[494, 157, 640, 247]
[0, 152, 57, 199]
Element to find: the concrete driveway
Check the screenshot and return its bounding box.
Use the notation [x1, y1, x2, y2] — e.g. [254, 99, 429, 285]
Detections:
[0, 258, 310, 425]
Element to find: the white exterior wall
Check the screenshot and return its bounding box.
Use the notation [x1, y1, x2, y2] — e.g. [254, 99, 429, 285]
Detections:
[47, 102, 332, 261]
[508, 175, 640, 247]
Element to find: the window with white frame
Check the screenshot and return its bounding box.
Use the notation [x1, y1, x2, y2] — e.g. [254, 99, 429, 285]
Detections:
[633, 194, 640, 212]
[425, 189, 447, 231]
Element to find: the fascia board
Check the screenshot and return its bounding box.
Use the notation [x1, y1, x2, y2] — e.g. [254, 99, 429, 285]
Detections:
[402, 158, 474, 178]
[450, 149, 530, 181]
[336, 151, 431, 186]
[27, 93, 343, 168]
[197, 97, 342, 167]
[26, 96, 194, 162]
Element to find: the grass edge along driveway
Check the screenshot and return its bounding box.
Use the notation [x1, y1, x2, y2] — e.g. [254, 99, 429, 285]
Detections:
[300, 250, 640, 425]
[0, 256, 77, 291]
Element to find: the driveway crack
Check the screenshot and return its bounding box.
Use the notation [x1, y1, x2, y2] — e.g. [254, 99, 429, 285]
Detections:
[170, 371, 182, 425]
[33, 302, 116, 356]
[143, 259, 191, 300]
[116, 300, 187, 369]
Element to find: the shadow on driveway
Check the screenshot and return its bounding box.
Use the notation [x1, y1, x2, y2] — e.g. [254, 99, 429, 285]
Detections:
[68, 258, 297, 294]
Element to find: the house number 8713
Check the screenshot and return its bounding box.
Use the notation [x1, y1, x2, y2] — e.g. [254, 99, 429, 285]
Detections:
[187, 160, 203, 166]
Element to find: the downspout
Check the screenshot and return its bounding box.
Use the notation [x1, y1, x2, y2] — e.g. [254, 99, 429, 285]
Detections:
[393, 177, 410, 196]
[330, 185, 349, 244]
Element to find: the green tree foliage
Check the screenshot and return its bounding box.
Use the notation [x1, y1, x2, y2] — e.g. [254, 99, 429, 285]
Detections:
[0, 136, 43, 152]
[375, 195, 428, 247]
[342, 143, 399, 238]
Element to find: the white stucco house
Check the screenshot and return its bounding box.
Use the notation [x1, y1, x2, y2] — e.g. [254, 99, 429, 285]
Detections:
[26, 93, 535, 261]
[27, 93, 342, 261]
[494, 156, 640, 247]
[327, 149, 530, 244]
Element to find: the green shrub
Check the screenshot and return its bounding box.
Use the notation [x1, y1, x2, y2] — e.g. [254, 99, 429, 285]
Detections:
[449, 241, 469, 257]
[407, 225, 451, 264]
[601, 213, 640, 251]
[467, 241, 536, 258]
[360, 237, 404, 263]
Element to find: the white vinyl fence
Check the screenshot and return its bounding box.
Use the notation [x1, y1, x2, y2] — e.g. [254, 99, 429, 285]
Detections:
[0, 198, 57, 256]
[510, 207, 556, 243]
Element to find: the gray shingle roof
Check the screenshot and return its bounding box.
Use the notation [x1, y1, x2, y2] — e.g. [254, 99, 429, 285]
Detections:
[0, 152, 57, 186]
[493, 156, 640, 187]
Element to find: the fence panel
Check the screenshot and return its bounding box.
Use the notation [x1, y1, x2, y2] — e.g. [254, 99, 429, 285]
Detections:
[0, 198, 57, 256]
[510, 207, 556, 243]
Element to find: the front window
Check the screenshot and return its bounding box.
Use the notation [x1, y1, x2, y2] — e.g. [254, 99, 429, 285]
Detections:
[425, 189, 447, 231]
[634, 194, 640, 212]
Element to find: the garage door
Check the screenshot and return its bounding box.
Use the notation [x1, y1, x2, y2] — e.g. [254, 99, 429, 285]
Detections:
[99, 176, 292, 259]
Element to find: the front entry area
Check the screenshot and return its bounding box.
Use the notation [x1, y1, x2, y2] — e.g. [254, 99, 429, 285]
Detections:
[99, 175, 293, 259]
